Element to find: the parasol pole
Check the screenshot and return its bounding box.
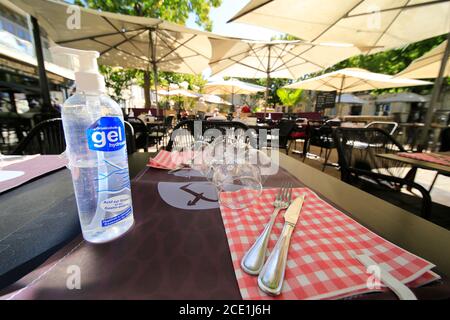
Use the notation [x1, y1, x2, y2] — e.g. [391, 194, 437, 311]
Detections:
[336, 75, 345, 117]
[31, 16, 51, 113]
[149, 28, 160, 116]
[264, 44, 272, 118]
[231, 87, 234, 110]
[418, 33, 450, 151]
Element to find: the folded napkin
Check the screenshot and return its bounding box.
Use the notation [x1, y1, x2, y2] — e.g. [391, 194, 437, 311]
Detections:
[147, 150, 193, 170]
[0, 155, 68, 193]
[219, 187, 440, 300]
[398, 152, 450, 167]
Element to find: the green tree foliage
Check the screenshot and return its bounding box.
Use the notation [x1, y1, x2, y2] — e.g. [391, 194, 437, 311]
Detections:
[75, 0, 221, 31]
[276, 88, 303, 108]
[234, 77, 294, 106]
[308, 35, 448, 94]
[157, 71, 206, 90]
[75, 0, 221, 106]
[99, 66, 139, 102]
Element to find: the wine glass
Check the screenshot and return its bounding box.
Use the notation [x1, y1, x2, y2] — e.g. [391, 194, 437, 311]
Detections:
[212, 159, 262, 210]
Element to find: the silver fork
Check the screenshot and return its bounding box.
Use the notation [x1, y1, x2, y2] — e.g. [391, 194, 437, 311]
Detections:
[241, 183, 293, 275]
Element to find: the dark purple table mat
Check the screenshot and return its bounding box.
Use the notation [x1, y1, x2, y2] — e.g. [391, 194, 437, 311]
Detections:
[1, 166, 449, 300]
[0, 155, 68, 194]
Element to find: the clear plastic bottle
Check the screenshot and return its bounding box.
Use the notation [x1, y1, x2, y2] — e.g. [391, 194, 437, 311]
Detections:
[54, 47, 134, 243]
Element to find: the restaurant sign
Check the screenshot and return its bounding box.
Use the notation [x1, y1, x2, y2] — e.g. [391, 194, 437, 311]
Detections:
[315, 91, 337, 111]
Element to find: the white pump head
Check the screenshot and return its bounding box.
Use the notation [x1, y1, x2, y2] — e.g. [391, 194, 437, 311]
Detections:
[51, 46, 106, 93]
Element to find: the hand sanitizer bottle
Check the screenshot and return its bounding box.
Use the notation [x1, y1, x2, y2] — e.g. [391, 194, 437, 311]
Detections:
[52, 46, 134, 243]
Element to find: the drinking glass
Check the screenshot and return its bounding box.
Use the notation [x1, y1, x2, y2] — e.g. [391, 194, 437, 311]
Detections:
[212, 162, 262, 210]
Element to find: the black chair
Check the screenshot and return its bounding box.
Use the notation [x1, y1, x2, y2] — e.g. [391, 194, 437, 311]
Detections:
[126, 117, 149, 151]
[12, 118, 66, 155]
[439, 127, 450, 152]
[259, 120, 296, 154]
[279, 120, 297, 154]
[147, 123, 165, 148]
[365, 121, 399, 135]
[333, 127, 432, 218]
[124, 121, 136, 155]
[166, 120, 253, 151]
[303, 120, 338, 171]
[152, 115, 175, 147]
[0, 113, 32, 153]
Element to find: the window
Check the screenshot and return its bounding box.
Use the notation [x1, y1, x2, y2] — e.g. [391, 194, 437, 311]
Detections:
[3, 19, 15, 34]
[0, 16, 32, 41]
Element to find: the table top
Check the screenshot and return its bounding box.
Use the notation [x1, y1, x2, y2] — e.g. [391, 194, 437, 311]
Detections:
[0, 152, 152, 290]
[377, 152, 450, 176]
[1, 152, 450, 299]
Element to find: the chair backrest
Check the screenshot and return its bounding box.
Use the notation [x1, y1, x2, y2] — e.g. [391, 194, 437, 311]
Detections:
[277, 120, 296, 136]
[325, 119, 342, 127]
[333, 127, 406, 181]
[166, 120, 252, 151]
[0, 113, 31, 153]
[365, 121, 398, 135]
[164, 115, 174, 126]
[124, 121, 136, 155]
[127, 117, 148, 131]
[270, 113, 283, 121]
[307, 121, 335, 147]
[276, 120, 296, 147]
[295, 117, 308, 125]
[307, 119, 325, 127]
[126, 117, 149, 150]
[12, 118, 66, 155]
[439, 127, 450, 152]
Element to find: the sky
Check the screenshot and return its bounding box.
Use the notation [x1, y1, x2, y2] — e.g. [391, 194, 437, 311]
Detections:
[186, 0, 282, 41]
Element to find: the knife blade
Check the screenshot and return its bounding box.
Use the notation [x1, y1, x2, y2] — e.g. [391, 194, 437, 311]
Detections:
[284, 195, 304, 226]
[258, 195, 305, 295]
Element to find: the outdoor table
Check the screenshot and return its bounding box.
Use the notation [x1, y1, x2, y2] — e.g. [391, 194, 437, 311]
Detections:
[377, 152, 450, 177]
[377, 152, 450, 192]
[0, 152, 152, 291]
[1, 152, 450, 299]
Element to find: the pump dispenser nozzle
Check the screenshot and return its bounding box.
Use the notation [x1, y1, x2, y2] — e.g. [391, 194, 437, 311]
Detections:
[51, 46, 106, 93]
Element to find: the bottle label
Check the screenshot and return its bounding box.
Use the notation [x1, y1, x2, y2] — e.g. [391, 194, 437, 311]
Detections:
[101, 207, 132, 227]
[95, 160, 133, 228]
[87, 116, 126, 152]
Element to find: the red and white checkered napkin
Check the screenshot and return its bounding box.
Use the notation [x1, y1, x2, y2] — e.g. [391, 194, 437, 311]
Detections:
[219, 187, 440, 300]
[147, 150, 192, 170]
[398, 152, 450, 167]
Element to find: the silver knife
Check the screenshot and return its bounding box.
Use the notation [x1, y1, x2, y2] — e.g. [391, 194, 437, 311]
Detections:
[258, 195, 305, 296]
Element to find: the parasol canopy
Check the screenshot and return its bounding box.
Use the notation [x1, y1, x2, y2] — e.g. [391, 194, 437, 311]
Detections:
[203, 79, 265, 95]
[285, 68, 433, 93]
[228, 0, 450, 54]
[397, 41, 450, 79]
[209, 38, 362, 79]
